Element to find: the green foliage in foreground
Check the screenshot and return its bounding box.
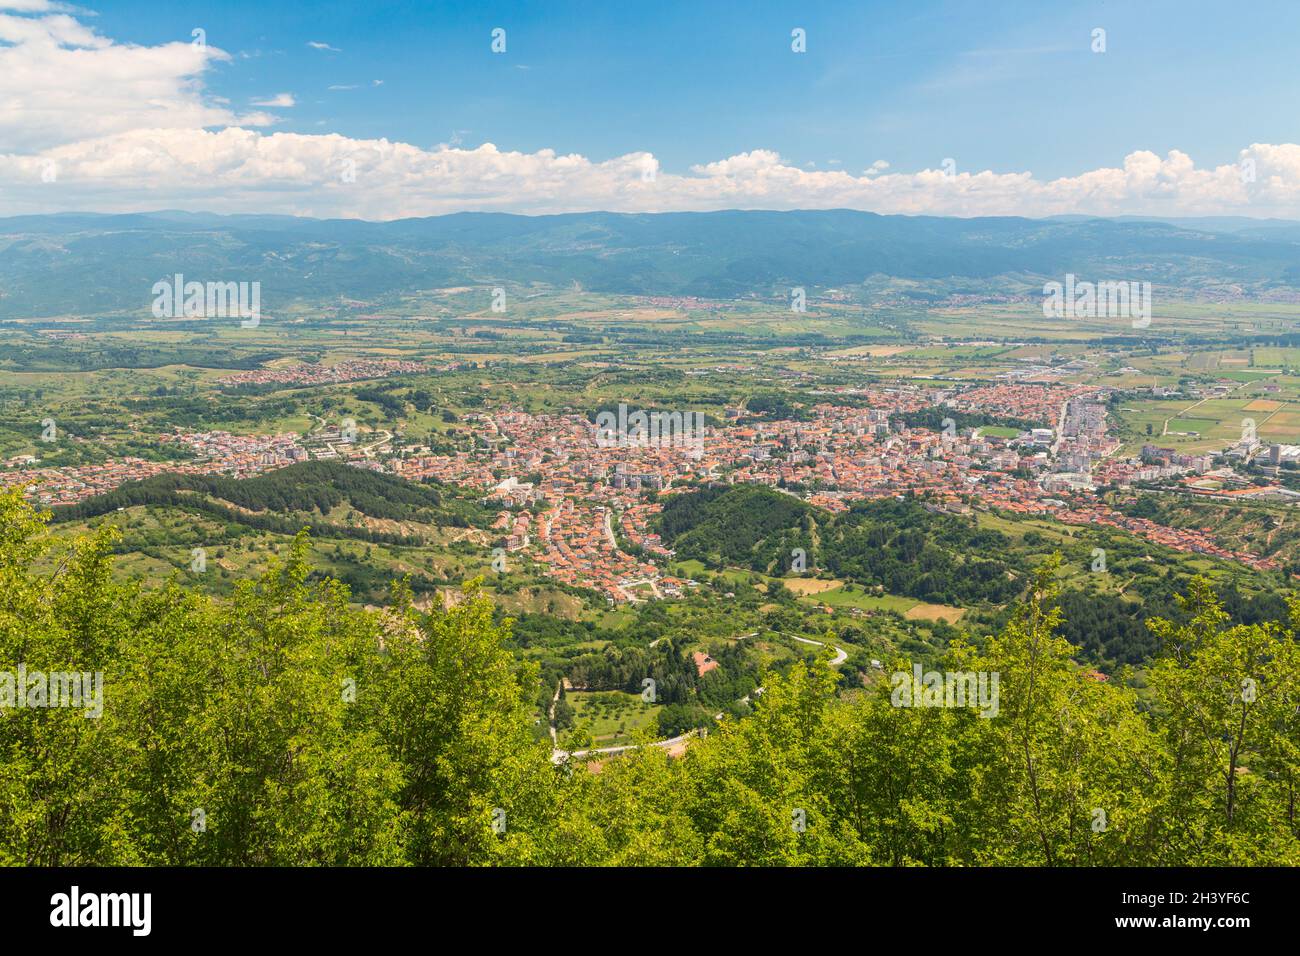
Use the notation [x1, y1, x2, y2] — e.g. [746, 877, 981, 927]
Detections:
[1, 486, 1297, 866]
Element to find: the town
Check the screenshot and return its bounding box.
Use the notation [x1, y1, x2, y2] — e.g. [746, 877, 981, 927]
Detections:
[6, 379, 1292, 603]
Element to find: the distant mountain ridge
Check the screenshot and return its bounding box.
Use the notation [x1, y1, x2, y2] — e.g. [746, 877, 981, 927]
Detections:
[2, 209, 1299, 318]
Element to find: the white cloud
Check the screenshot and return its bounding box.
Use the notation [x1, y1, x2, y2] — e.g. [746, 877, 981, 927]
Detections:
[250, 92, 295, 107]
[0, 8, 265, 152]
[5, 130, 1299, 221]
[0, 1, 79, 11]
[1, 6, 1299, 221]
[306, 40, 340, 52]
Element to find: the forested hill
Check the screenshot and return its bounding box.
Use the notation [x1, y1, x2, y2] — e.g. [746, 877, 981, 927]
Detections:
[656, 485, 1024, 605]
[657, 484, 815, 567]
[657, 486, 1292, 669]
[48, 460, 488, 540]
[4, 486, 1298, 866]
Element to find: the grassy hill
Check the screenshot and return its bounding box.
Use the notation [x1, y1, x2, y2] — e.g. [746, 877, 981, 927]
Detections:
[38, 461, 521, 604]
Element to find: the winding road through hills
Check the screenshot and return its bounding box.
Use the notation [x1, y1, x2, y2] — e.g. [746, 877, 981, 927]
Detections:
[550, 629, 847, 763]
[788, 633, 849, 665]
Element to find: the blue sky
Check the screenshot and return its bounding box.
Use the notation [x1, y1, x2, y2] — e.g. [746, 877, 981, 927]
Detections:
[91, 0, 1300, 179]
[3, 0, 1299, 219]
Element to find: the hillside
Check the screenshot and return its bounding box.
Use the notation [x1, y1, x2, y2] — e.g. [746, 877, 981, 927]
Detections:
[4, 209, 1300, 317]
[5, 485, 1298, 867]
[1118, 493, 1300, 572]
[49, 460, 488, 543]
[657, 484, 815, 568]
[657, 487, 1024, 605]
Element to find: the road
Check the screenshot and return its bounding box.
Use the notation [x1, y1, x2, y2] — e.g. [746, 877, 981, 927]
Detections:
[1160, 379, 1251, 438]
[602, 508, 618, 549]
[552, 630, 844, 764]
[622, 576, 663, 600]
[789, 633, 848, 665]
[547, 680, 561, 746]
[551, 731, 701, 764]
[651, 630, 754, 649]
[357, 429, 392, 458]
[1050, 397, 1070, 455]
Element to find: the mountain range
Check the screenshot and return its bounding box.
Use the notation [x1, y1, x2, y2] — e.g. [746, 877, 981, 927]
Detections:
[2, 209, 1299, 318]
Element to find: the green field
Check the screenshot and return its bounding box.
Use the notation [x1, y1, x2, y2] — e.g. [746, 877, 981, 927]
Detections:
[561, 690, 662, 750]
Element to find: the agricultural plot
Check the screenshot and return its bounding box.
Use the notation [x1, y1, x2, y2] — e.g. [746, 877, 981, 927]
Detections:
[561, 691, 662, 750]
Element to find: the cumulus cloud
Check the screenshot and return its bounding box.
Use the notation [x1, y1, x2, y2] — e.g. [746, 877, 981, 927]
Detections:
[4, 130, 1297, 221]
[0, 7, 270, 153]
[1, 5, 1298, 221]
